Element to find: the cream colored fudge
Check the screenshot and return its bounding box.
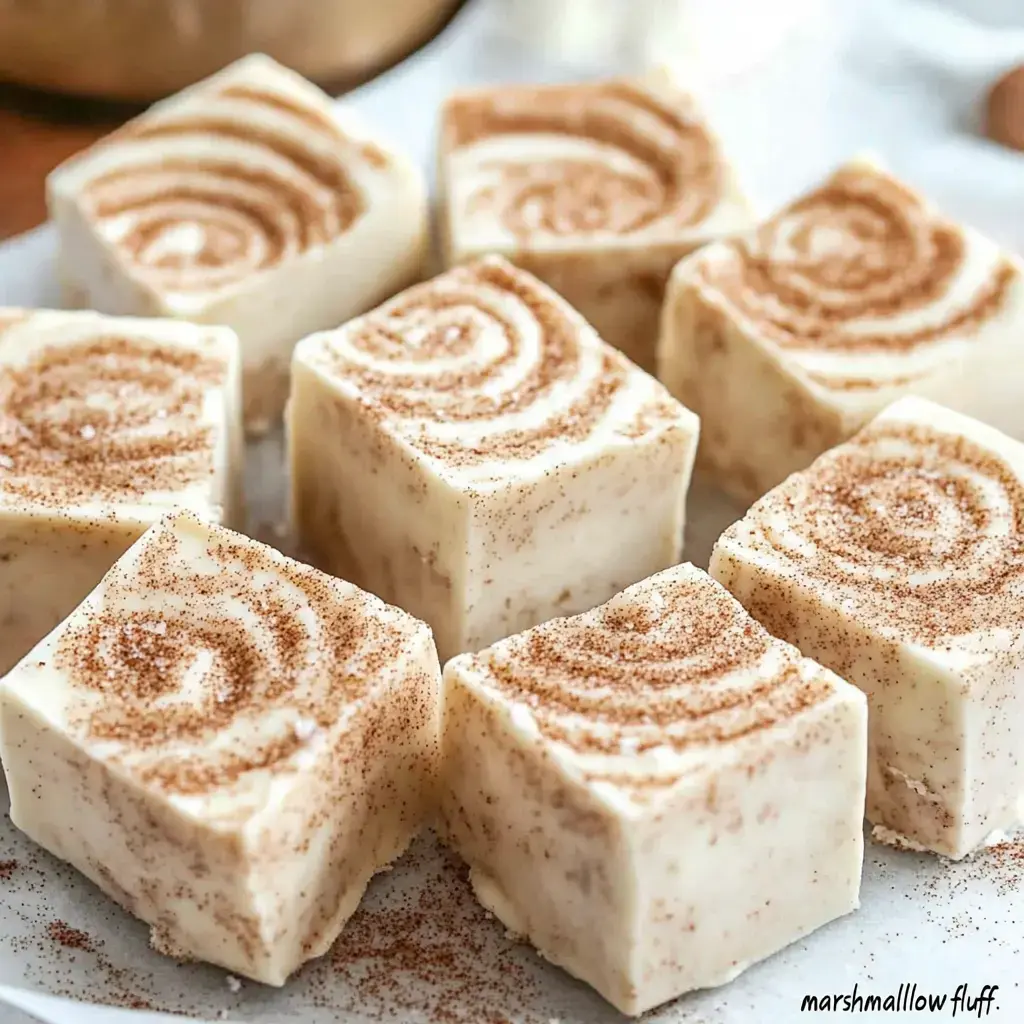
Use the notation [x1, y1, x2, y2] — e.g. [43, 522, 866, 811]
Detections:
[659, 158, 1024, 504]
[711, 396, 1024, 859]
[438, 69, 753, 373]
[0, 511, 442, 984]
[439, 562, 867, 1016]
[289, 255, 699, 663]
[0, 307, 240, 676]
[48, 53, 428, 434]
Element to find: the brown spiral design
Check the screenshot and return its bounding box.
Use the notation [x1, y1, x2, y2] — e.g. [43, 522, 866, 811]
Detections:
[79, 80, 367, 293]
[310, 257, 683, 471]
[445, 79, 722, 238]
[750, 416, 1024, 643]
[0, 330, 225, 506]
[55, 516, 410, 796]
[465, 566, 832, 795]
[698, 165, 1015, 385]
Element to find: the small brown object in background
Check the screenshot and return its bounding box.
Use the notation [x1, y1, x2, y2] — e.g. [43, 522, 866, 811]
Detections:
[985, 64, 1024, 152]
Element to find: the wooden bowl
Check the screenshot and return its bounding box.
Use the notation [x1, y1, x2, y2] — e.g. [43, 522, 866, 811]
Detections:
[0, 0, 462, 101]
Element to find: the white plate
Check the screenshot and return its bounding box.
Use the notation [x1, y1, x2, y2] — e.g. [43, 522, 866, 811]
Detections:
[0, 1, 1022, 1022]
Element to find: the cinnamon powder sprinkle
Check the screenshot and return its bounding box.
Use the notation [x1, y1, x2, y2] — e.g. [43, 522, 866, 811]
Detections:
[461, 567, 833, 796]
[980, 838, 1024, 896]
[698, 163, 1016, 367]
[739, 418, 1024, 645]
[47, 921, 94, 952]
[54, 514, 421, 796]
[84, 73, 368, 293]
[312, 256, 683, 470]
[444, 78, 722, 236]
[309, 843, 548, 1024]
[0, 331, 226, 507]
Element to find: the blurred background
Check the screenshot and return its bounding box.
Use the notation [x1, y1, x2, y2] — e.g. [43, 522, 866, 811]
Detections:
[0, 0, 1021, 242]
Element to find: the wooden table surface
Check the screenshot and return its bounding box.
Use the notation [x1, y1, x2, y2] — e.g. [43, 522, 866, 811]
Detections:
[0, 83, 139, 241]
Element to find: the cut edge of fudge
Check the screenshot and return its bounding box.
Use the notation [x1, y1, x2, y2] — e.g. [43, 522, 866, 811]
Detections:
[662, 152, 1024, 413]
[0, 509, 442, 984]
[657, 154, 1024, 503]
[288, 255, 699, 659]
[438, 562, 867, 1014]
[710, 395, 1024, 858]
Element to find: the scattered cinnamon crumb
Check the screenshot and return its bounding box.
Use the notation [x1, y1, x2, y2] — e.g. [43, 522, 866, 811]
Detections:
[304, 841, 551, 1024]
[47, 921, 94, 952]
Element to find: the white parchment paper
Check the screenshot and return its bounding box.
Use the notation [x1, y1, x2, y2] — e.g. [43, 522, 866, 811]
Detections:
[0, 0, 1022, 1021]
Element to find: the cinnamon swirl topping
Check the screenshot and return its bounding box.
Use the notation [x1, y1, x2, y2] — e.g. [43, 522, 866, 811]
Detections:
[694, 162, 1020, 391]
[732, 399, 1024, 645]
[300, 256, 690, 481]
[69, 56, 374, 298]
[55, 514, 426, 797]
[443, 74, 725, 240]
[458, 564, 833, 797]
[0, 312, 231, 508]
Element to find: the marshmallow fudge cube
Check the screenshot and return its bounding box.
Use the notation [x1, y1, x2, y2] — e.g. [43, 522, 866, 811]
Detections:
[0, 512, 442, 984]
[439, 69, 753, 373]
[48, 53, 428, 433]
[289, 255, 699, 662]
[659, 158, 1024, 504]
[0, 308, 240, 676]
[711, 397, 1024, 858]
[439, 563, 867, 1016]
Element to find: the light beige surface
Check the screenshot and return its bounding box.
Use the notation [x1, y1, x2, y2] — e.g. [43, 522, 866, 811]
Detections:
[659, 157, 1024, 505]
[711, 396, 1024, 859]
[439, 562, 867, 1015]
[0, 308, 241, 676]
[48, 54, 428, 434]
[0, 512, 442, 985]
[439, 68, 753, 373]
[289, 256, 699, 663]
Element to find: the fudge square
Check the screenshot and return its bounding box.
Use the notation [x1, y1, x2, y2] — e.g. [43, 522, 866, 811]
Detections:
[0, 308, 240, 677]
[48, 53, 428, 433]
[438, 562, 867, 1016]
[438, 68, 753, 374]
[0, 512, 442, 984]
[289, 255, 699, 663]
[711, 397, 1024, 859]
[659, 157, 1024, 504]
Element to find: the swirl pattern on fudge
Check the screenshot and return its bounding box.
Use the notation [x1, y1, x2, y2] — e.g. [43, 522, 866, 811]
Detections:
[77, 80, 375, 295]
[695, 163, 1018, 391]
[443, 78, 722, 238]
[0, 332, 224, 506]
[743, 416, 1024, 644]
[307, 257, 685, 476]
[463, 568, 833, 797]
[55, 517, 418, 796]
